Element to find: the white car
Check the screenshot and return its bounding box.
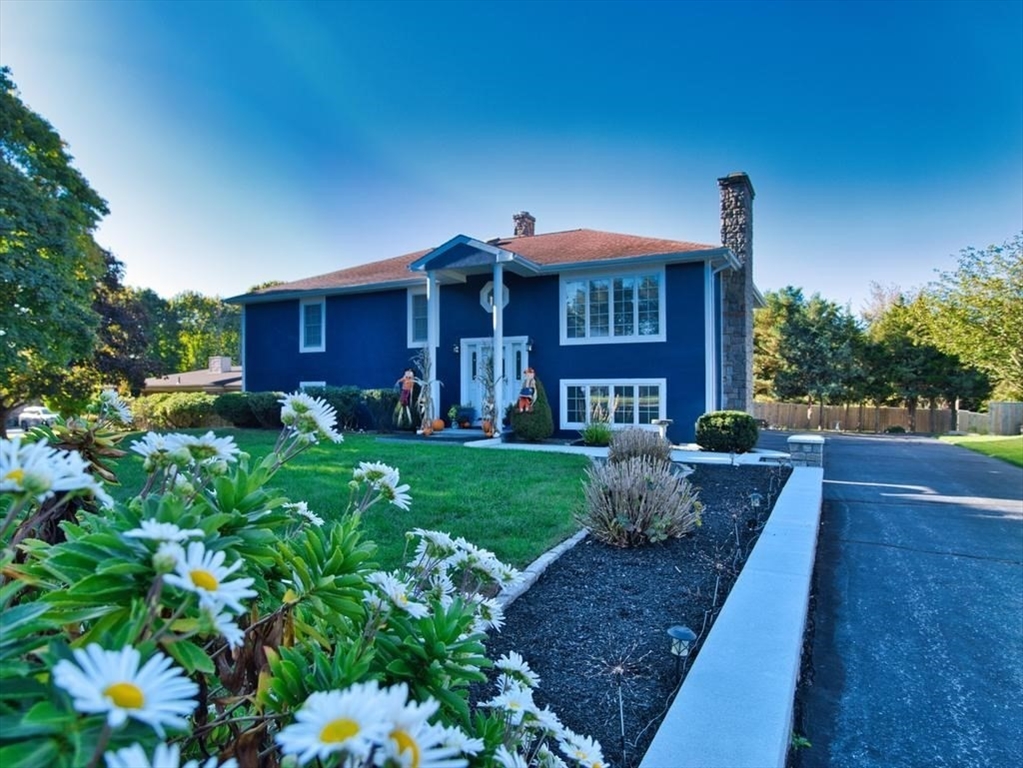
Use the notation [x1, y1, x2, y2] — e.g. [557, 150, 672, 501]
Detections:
[17, 406, 59, 428]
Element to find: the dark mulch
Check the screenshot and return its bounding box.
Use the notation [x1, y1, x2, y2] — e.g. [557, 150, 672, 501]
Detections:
[481, 462, 792, 767]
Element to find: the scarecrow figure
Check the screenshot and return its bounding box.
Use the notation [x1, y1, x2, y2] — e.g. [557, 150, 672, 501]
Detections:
[517, 367, 537, 412]
[395, 369, 418, 428]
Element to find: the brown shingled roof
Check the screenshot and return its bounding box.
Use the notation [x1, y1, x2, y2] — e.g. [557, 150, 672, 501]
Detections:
[244, 229, 718, 297]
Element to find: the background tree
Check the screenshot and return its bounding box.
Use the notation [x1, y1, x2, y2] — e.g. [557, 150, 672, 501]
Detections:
[753, 286, 804, 400]
[917, 234, 1023, 400]
[772, 293, 862, 428]
[169, 291, 241, 371]
[0, 67, 107, 434]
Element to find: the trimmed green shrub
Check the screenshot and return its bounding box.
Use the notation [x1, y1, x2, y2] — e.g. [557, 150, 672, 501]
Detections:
[608, 427, 672, 464]
[695, 410, 759, 453]
[884, 425, 906, 433]
[509, 377, 554, 442]
[248, 391, 283, 429]
[577, 456, 702, 546]
[134, 392, 217, 429]
[580, 420, 613, 447]
[213, 392, 260, 428]
[303, 385, 364, 430]
[362, 389, 399, 432]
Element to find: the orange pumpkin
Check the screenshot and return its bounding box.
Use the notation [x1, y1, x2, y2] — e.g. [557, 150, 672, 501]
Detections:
[432, 418, 445, 432]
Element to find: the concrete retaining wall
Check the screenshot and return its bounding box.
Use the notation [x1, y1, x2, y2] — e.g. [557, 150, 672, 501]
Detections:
[640, 466, 824, 768]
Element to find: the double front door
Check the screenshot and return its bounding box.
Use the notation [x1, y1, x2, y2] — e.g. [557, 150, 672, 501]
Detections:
[458, 336, 530, 421]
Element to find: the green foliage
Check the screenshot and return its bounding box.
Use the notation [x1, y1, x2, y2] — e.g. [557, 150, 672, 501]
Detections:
[695, 410, 760, 453]
[580, 420, 613, 446]
[301, 385, 363, 430]
[247, 391, 283, 429]
[608, 427, 672, 464]
[577, 456, 702, 547]
[168, 291, 240, 372]
[213, 392, 260, 428]
[884, 425, 906, 433]
[131, 392, 216, 429]
[362, 388, 398, 431]
[1, 395, 599, 767]
[917, 233, 1023, 401]
[1, 67, 107, 428]
[509, 377, 554, 442]
[941, 434, 1023, 468]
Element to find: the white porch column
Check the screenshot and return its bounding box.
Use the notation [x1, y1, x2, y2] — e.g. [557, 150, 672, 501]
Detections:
[492, 263, 505, 418]
[427, 271, 440, 418]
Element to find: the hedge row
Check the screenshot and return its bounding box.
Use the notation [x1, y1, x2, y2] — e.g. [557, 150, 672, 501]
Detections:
[133, 387, 402, 432]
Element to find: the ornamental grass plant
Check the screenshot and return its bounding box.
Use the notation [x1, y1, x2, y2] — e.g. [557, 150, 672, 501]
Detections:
[1, 391, 604, 768]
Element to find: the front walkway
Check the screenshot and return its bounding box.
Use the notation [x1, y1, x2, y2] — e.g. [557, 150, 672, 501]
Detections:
[795, 434, 1023, 767]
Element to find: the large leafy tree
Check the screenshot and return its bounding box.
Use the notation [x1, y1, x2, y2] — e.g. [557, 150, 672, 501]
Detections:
[916, 234, 1023, 401]
[771, 292, 862, 428]
[169, 291, 241, 372]
[0, 67, 108, 433]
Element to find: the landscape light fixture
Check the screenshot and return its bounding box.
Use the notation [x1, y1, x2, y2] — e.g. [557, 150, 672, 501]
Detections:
[526, 337, 534, 352]
[749, 492, 763, 508]
[666, 625, 697, 675]
[452, 343, 460, 354]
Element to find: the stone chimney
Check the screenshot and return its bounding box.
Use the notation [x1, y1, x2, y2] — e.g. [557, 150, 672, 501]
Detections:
[717, 172, 755, 414]
[513, 211, 536, 237]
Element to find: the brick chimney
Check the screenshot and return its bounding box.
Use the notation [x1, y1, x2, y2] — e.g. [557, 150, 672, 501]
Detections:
[513, 211, 536, 237]
[717, 172, 755, 413]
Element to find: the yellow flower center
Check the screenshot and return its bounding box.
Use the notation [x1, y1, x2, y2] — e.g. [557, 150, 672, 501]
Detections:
[3, 468, 25, 484]
[320, 717, 360, 744]
[103, 681, 145, 709]
[392, 730, 421, 768]
[190, 569, 219, 591]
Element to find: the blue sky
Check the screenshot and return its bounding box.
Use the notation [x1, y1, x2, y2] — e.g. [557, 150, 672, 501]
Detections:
[2, 0, 1021, 315]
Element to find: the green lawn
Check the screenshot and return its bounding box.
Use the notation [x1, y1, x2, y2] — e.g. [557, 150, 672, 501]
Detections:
[940, 434, 1023, 468]
[110, 430, 592, 570]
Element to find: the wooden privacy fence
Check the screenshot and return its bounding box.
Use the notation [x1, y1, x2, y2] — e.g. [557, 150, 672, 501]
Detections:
[753, 401, 1023, 436]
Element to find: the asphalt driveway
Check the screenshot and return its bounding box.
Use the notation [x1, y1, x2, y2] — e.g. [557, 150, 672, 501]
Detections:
[784, 433, 1023, 767]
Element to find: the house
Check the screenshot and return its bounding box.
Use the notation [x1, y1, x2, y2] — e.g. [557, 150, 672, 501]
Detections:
[228, 173, 758, 443]
[143, 356, 243, 395]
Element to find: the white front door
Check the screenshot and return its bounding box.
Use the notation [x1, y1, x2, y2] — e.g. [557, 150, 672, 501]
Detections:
[460, 336, 529, 421]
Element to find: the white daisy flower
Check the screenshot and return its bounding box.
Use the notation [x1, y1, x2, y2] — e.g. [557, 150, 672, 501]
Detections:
[470, 595, 505, 633]
[283, 501, 325, 527]
[98, 389, 133, 425]
[481, 684, 536, 726]
[496, 651, 541, 688]
[353, 461, 399, 486]
[163, 541, 257, 613]
[51, 644, 198, 737]
[105, 741, 238, 768]
[435, 724, 485, 756]
[275, 682, 392, 764]
[411, 528, 456, 556]
[125, 520, 205, 543]
[534, 743, 570, 768]
[373, 683, 459, 768]
[377, 477, 412, 511]
[531, 706, 567, 740]
[367, 571, 430, 619]
[0, 437, 111, 507]
[279, 392, 343, 444]
[558, 734, 606, 768]
[179, 431, 241, 466]
[494, 745, 529, 768]
[202, 605, 245, 649]
[130, 433, 190, 471]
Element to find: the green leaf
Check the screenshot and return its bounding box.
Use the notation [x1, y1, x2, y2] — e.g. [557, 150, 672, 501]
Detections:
[163, 639, 215, 675]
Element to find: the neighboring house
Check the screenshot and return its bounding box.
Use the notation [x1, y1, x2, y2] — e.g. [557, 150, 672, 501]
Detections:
[143, 356, 243, 395]
[228, 173, 759, 443]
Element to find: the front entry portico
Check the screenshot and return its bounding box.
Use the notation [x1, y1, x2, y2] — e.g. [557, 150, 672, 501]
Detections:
[458, 336, 530, 424]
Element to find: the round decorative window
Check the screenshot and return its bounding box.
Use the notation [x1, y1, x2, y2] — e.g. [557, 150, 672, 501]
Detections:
[479, 281, 510, 312]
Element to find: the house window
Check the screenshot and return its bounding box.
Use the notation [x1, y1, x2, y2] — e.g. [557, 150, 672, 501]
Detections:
[408, 289, 428, 347]
[299, 381, 326, 391]
[560, 379, 666, 429]
[561, 269, 665, 344]
[300, 299, 325, 352]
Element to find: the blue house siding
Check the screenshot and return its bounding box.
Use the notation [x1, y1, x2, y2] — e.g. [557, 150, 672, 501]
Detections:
[244, 290, 417, 392]
[243, 263, 710, 442]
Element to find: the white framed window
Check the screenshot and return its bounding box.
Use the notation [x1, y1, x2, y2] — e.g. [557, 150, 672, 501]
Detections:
[560, 378, 666, 430]
[299, 381, 326, 391]
[560, 268, 665, 344]
[407, 288, 428, 347]
[300, 298, 325, 352]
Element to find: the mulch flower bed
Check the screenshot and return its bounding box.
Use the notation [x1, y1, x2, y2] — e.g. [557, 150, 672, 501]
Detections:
[481, 462, 792, 767]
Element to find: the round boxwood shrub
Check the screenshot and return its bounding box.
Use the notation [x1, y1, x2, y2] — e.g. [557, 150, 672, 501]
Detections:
[509, 376, 554, 442]
[695, 410, 759, 453]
